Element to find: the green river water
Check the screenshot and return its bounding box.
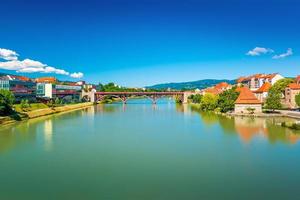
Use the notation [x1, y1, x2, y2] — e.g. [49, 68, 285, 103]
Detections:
[1, 99, 300, 200]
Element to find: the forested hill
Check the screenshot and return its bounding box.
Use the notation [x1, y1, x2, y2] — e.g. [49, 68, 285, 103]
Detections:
[146, 79, 236, 90]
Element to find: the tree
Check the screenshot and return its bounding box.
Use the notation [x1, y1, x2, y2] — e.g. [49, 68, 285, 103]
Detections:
[190, 94, 203, 103]
[0, 89, 15, 116]
[295, 93, 300, 108]
[217, 88, 240, 113]
[269, 78, 294, 95]
[265, 90, 282, 110]
[20, 99, 30, 111]
[55, 98, 62, 105]
[200, 93, 219, 111]
[96, 83, 105, 92]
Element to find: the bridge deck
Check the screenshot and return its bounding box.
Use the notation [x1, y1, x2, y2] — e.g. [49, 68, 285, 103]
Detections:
[95, 92, 184, 95]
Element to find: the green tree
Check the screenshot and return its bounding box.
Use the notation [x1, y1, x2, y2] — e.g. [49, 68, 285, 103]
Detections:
[200, 93, 219, 111]
[295, 93, 300, 108]
[96, 83, 105, 92]
[0, 89, 15, 116]
[269, 78, 294, 95]
[265, 90, 282, 110]
[217, 88, 240, 113]
[54, 98, 62, 105]
[20, 99, 30, 111]
[190, 94, 203, 103]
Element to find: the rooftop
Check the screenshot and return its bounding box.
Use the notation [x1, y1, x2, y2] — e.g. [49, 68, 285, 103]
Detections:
[235, 87, 262, 104]
[254, 82, 271, 93]
[237, 73, 278, 83]
[288, 83, 300, 90]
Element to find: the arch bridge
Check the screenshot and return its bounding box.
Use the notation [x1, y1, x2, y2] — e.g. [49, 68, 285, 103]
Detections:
[92, 91, 190, 104]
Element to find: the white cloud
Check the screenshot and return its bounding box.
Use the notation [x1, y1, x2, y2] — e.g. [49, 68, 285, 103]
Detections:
[272, 48, 293, 59]
[0, 48, 83, 78]
[70, 72, 84, 79]
[246, 47, 274, 56]
[0, 48, 19, 61]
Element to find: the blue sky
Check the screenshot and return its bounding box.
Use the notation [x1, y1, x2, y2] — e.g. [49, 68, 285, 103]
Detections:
[0, 0, 299, 86]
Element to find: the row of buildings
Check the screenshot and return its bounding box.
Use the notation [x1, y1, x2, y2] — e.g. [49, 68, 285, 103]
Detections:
[198, 73, 300, 113]
[0, 74, 93, 102]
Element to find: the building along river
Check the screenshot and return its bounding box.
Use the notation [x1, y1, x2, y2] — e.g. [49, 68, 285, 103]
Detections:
[0, 98, 300, 200]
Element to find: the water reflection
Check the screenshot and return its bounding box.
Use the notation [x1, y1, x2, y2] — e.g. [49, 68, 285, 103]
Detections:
[190, 107, 300, 145]
[1, 101, 300, 155]
[44, 119, 53, 151]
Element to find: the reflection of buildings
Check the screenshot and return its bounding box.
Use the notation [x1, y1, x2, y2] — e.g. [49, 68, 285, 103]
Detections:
[44, 119, 53, 151]
[234, 117, 268, 142]
[176, 104, 192, 115]
[233, 117, 300, 144]
[194, 109, 300, 145]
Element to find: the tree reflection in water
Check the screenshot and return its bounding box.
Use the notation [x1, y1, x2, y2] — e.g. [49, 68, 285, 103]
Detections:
[190, 106, 300, 145]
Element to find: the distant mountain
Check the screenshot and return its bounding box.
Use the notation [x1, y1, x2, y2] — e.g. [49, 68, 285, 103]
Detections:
[146, 79, 236, 90]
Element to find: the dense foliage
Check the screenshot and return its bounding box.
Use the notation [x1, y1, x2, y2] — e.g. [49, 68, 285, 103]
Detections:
[200, 93, 219, 111]
[96, 82, 162, 92]
[189, 88, 239, 113]
[20, 99, 30, 111]
[269, 78, 294, 94]
[264, 78, 293, 110]
[265, 90, 282, 110]
[188, 94, 203, 103]
[217, 88, 239, 113]
[0, 89, 15, 116]
[295, 93, 300, 108]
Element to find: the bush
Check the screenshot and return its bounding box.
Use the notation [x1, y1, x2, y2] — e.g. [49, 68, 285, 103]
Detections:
[295, 93, 300, 108]
[246, 107, 255, 114]
[265, 90, 282, 110]
[217, 88, 239, 113]
[200, 93, 219, 111]
[190, 94, 203, 104]
[0, 89, 15, 116]
[20, 99, 30, 111]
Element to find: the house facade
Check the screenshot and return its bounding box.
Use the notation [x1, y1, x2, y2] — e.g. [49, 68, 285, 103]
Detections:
[237, 73, 283, 91]
[253, 82, 271, 102]
[235, 87, 262, 114]
[37, 83, 82, 101]
[0, 75, 36, 102]
[285, 83, 300, 109]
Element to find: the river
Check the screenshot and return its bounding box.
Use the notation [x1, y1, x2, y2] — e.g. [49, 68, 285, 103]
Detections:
[1, 99, 300, 199]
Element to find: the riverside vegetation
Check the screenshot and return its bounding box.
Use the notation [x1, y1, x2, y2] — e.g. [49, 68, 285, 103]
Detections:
[189, 78, 300, 114]
[0, 89, 89, 124]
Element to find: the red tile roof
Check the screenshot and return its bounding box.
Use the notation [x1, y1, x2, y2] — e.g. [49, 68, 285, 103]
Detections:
[254, 82, 271, 93]
[235, 87, 262, 104]
[35, 77, 57, 83]
[215, 82, 230, 90]
[236, 77, 246, 83]
[288, 83, 300, 90]
[204, 87, 221, 95]
[237, 73, 278, 83]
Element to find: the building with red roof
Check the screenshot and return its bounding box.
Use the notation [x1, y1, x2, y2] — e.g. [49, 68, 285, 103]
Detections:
[202, 82, 232, 95]
[35, 77, 57, 84]
[253, 82, 272, 102]
[285, 82, 300, 109]
[235, 87, 262, 114]
[236, 73, 283, 91]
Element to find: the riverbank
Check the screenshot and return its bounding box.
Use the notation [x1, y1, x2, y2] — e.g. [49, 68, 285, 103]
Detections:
[0, 102, 94, 126]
